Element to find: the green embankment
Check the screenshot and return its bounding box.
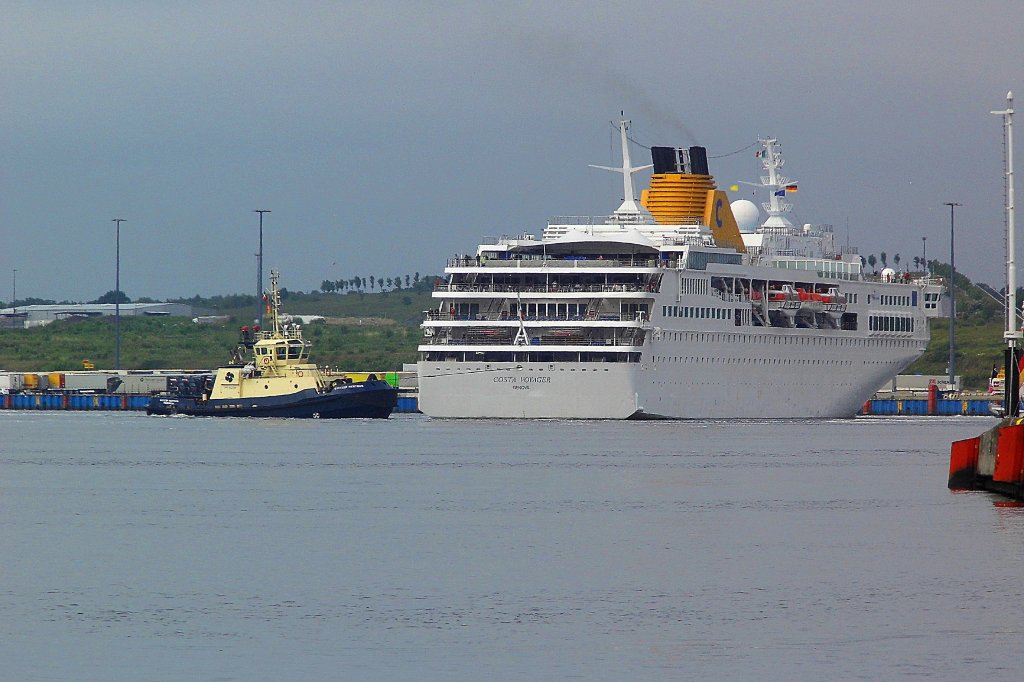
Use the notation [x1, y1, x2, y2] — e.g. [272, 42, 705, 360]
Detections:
[0, 286, 435, 373]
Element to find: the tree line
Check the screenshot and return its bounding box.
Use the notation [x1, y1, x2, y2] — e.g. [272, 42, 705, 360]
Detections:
[860, 252, 932, 274]
[320, 273, 423, 294]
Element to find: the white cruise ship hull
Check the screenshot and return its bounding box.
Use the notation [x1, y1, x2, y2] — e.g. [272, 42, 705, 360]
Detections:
[418, 333, 925, 419]
[417, 362, 642, 419]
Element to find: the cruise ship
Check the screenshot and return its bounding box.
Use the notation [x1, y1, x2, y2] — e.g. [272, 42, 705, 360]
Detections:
[417, 121, 946, 419]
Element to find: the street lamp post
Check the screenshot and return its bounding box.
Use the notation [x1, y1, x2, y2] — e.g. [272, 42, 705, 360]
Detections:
[992, 91, 1019, 416]
[944, 203, 961, 390]
[11, 268, 16, 316]
[922, 236, 927, 275]
[254, 210, 271, 328]
[113, 219, 125, 369]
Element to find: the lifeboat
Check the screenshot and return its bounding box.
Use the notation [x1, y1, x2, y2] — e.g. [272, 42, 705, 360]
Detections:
[821, 287, 847, 318]
[795, 288, 824, 313]
[764, 285, 801, 316]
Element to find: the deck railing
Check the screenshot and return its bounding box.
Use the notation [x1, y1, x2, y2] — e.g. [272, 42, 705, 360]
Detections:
[434, 282, 655, 294]
[447, 256, 673, 269]
[423, 337, 642, 347]
[424, 311, 646, 322]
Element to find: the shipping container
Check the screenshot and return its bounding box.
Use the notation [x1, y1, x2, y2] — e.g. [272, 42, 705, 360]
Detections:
[0, 373, 24, 393]
[111, 374, 169, 394]
[63, 372, 117, 392]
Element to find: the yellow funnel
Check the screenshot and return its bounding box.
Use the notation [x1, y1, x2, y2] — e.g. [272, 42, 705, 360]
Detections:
[641, 173, 717, 223]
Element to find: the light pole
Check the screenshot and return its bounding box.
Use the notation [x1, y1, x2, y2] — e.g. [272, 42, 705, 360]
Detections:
[992, 91, 1019, 415]
[113, 218, 125, 369]
[11, 268, 16, 316]
[944, 202, 961, 389]
[254, 209, 271, 328]
[922, 236, 927, 275]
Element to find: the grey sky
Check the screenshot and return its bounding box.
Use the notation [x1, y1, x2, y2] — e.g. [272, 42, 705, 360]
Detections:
[1, 1, 1022, 302]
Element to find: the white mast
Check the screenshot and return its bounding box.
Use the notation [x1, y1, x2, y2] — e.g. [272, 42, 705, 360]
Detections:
[992, 92, 1018, 345]
[756, 137, 798, 230]
[590, 118, 652, 222]
[268, 270, 282, 337]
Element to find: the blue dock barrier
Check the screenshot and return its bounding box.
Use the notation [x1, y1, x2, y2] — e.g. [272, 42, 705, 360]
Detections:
[1, 393, 142, 412]
[863, 398, 998, 416]
[2, 392, 423, 414]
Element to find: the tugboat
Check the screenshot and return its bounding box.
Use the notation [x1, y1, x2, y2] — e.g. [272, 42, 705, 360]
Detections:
[147, 271, 398, 418]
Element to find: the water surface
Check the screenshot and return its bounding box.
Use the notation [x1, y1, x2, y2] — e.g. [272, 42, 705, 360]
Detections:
[1, 412, 1019, 680]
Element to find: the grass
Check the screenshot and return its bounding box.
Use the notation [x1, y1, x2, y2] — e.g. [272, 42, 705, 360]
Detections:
[0, 316, 420, 373]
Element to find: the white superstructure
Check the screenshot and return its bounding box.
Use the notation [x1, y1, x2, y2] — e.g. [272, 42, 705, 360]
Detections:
[417, 121, 946, 419]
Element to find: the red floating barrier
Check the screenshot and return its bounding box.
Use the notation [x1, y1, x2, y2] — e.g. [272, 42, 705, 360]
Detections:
[948, 436, 981, 490]
[994, 423, 1024, 483]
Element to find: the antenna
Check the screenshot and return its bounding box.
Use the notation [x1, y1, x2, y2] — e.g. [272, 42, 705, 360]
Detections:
[589, 118, 653, 221]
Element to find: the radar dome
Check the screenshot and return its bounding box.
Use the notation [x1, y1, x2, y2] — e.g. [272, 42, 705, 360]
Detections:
[730, 199, 760, 232]
[880, 267, 897, 283]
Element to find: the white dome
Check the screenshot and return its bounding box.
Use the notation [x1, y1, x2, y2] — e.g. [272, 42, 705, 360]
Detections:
[880, 267, 897, 282]
[730, 199, 760, 233]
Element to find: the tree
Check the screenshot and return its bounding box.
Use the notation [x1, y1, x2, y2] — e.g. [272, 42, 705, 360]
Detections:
[913, 256, 921, 270]
[867, 254, 877, 273]
[893, 253, 901, 270]
[369, 275, 376, 291]
[321, 280, 335, 293]
[414, 272, 420, 286]
[394, 274, 402, 289]
[405, 275, 411, 288]
[92, 290, 130, 304]
[880, 251, 888, 269]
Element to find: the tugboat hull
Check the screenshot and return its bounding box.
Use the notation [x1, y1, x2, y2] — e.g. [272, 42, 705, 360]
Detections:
[147, 380, 397, 418]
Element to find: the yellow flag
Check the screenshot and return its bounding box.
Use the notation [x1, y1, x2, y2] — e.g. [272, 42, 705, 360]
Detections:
[729, 184, 739, 192]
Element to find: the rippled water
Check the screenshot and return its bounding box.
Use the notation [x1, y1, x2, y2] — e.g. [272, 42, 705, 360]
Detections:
[2, 411, 1021, 680]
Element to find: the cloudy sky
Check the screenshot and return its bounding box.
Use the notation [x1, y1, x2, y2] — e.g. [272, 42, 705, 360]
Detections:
[1, 1, 1022, 302]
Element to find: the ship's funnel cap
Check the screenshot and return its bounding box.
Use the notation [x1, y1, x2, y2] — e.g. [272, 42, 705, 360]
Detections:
[651, 146, 709, 175]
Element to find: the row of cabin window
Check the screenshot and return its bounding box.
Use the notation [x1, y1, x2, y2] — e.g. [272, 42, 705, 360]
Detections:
[663, 305, 730, 320]
[510, 303, 589, 318]
[875, 294, 912, 306]
[654, 355, 856, 366]
[659, 331, 917, 348]
[868, 315, 915, 332]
